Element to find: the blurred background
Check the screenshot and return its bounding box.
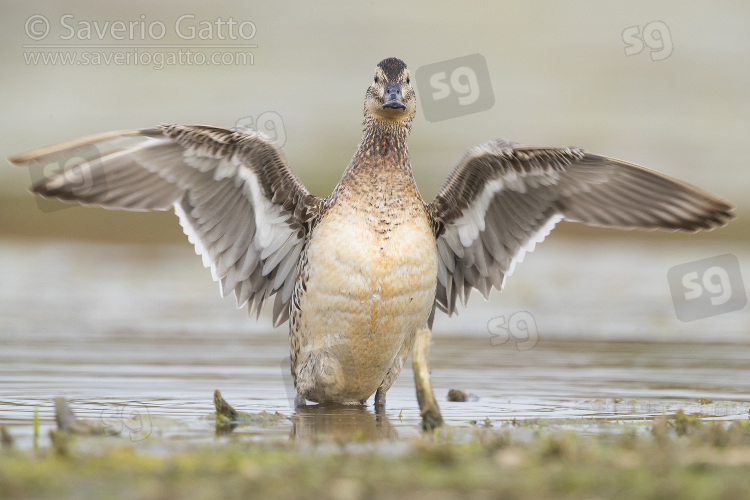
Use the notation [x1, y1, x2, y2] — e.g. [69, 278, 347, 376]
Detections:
[1, 0, 748, 343]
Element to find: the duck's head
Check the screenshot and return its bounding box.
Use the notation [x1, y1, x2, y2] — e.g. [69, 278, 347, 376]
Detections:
[364, 57, 416, 128]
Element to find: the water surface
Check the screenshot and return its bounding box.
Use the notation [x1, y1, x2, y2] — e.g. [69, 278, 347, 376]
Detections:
[1, 238, 748, 448]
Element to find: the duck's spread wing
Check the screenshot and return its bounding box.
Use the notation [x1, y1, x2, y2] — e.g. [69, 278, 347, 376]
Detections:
[427, 139, 734, 317]
[9, 124, 323, 326]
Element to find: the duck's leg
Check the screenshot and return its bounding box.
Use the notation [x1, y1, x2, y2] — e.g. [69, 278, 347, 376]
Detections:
[413, 324, 443, 430]
[374, 387, 386, 408]
[294, 393, 308, 408]
[373, 321, 419, 410]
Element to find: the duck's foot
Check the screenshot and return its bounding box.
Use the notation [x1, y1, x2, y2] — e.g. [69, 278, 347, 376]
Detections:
[420, 404, 444, 431]
[412, 325, 444, 430]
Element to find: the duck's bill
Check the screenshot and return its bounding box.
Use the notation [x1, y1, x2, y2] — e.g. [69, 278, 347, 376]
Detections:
[382, 99, 406, 110]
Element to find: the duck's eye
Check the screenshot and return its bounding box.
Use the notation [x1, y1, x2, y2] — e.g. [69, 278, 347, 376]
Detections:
[406, 77, 410, 84]
[374, 76, 379, 84]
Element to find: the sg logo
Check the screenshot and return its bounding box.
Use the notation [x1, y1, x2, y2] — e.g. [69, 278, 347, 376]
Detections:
[415, 54, 495, 122]
[429, 66, 482, 106]
[682, 267, 733, 306]
[487, 311, 539, 351]
[27, 143, 105, 213]
[100, 403, 152, 442]
[622, 20, 673, 62]
[235, 111, 287, 147]
[667, 254, 746, 322]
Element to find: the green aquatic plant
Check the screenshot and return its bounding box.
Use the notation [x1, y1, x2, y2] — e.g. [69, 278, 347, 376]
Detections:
[33, 407, 38, 450]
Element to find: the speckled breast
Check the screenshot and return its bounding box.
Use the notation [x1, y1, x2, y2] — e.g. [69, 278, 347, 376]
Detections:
[291, 200, 438, 403]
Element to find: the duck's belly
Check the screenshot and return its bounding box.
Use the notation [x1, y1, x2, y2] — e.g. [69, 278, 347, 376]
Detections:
[291, 209, 438, 403]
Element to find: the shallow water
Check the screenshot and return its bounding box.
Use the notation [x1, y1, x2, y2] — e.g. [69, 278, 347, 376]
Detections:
[1, 238, 749, 448]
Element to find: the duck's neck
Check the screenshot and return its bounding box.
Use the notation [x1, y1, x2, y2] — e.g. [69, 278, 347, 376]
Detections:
[341, 119, 412, 181]
[332, 117, 423, 211]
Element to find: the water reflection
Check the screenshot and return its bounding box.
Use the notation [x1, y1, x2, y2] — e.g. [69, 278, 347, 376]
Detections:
[291, 402, 398, 442]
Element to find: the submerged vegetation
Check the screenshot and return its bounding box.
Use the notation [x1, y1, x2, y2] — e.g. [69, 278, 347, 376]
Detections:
[2, 407, 750, 500]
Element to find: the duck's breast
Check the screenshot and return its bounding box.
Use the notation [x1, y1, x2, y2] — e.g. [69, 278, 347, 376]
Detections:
[291, 201, 438, 402]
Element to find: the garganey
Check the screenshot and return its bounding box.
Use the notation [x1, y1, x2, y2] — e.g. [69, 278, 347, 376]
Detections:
[9, 57, 734, 428]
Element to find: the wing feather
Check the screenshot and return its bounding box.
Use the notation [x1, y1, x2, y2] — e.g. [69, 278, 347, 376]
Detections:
[9, 124, 323, 326]
[428, 139, 734, 319]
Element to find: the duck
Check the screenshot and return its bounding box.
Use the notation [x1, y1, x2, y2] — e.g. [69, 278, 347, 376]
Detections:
[8, 57, 734, 428]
